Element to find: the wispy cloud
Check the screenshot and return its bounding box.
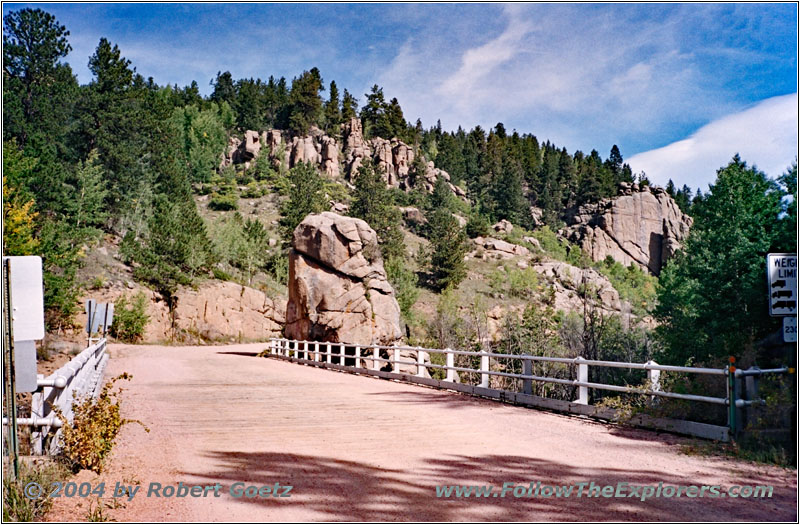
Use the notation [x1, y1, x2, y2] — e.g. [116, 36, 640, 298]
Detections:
[627, 94, 798, 190]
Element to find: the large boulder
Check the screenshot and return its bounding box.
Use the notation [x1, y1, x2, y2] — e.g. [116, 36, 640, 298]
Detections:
[285, 212, 402, 345]
[563, 184, 692, 275]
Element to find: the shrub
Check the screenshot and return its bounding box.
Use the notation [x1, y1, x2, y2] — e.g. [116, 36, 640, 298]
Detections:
[3, 460, 70, 521]
[595, 257, 658, 314]
[385, 255, 420, 321]
[241, 181, 267, 199]
[465, 212, 491, 238]
[57, 373, 148, 473]
[209, 191, 238, 211]
[109, 292, 149, 343]
[489, 265, 541, 299]
[533, 225, 568, 260]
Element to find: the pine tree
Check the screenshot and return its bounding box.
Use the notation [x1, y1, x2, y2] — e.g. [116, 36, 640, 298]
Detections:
[350, 160, 404, 260]
[341, 89, 358, 121]
[287, 68, 324, 135]
[279, 162, 327, 241]
[428, 207, 469, 291]
[323, 80, 341, 136]
[655, 155, 791, 364]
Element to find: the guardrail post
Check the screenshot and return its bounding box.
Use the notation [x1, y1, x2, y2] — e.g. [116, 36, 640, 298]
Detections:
[646, 360, 661, 392]
[743, 367, 760, 430]
[575, 357, 588, 405]
[727, 365, 738, 437]
[445, 350, 454, 382]
[339, 343, 345, 366]
[326, 343, 332, 364]
[393, 346, 399, 373]
[355, 346, 361, 368]
[31, 374, 44, 455]
[303, 341, 309, 360]
[523, 359, 532, 395]
[416, 348, 425, 377]
[373, 347, 380, 370]
[480, 351, 489, 388]
[314, 342, 319, 362]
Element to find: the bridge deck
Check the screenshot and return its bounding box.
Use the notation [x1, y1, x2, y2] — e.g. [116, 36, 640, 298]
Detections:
[49, 343, 796, 522]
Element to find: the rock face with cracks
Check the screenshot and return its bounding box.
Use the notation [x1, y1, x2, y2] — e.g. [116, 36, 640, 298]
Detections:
[285, 212, 402, 346]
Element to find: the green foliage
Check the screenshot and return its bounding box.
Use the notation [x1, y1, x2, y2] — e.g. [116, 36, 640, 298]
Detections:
[56, 373, 149, 473]
[465, 210, 491, 238]
[109, 292, 149, 343]
[210, 213, 270, 285]
[350, 160, 404, 260]
[209, 190, 239, 211]
[121, 194, 214, 300]
[427, 208, 469, 291]
[278, 162, 327, 241]
[288, 68, 323, 135]
[170, 103, 228, 182]
[3, 460, 70, 521]
[655, 156, 794, 364]
[532, 225, 568, 260]
[595, 257, 658, 315]
[39, 219, 87, 330]
[489, 264, 541, 299]
[69, 150, 108, 229]
[385, 255, 419, 321]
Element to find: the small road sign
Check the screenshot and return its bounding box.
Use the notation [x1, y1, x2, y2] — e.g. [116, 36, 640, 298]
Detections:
[783, 317, 797, 343]
[767, 254, 797, 317]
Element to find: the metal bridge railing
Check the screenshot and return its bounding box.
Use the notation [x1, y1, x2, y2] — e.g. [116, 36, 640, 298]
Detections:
[4, 339, 109, 455]
[265, 338, 789, 441]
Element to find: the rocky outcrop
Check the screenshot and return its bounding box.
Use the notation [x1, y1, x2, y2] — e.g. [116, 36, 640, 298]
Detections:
[285, 212, 402, 345]
[341, 118, 466, 198]
[78, 281, 286, 343]
[219, 120, 464, 200]
[532, 261, 622, 313]
[563, 183, 692, 275]
[472, 237, 530, 259]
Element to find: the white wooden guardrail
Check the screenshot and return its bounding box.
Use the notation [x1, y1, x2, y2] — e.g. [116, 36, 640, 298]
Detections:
[265, 338, 787, 442]
[7, 339, 109, 455]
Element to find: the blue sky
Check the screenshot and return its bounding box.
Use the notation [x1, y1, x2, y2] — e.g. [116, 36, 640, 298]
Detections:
[4, 2, 798, 189]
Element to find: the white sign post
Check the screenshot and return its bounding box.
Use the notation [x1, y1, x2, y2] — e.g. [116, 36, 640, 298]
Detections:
[767, 254, 797, 317]
[767, 253, 797, 344]
[3, 256, 45, 393]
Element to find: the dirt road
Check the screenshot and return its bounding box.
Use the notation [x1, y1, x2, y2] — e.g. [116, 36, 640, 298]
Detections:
[48, 343, 796, 521]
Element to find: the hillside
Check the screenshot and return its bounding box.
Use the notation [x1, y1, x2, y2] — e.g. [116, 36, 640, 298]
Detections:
[3, 6, 795, 373]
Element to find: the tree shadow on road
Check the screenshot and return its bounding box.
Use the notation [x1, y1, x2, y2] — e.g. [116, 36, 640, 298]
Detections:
[180, 451, 796, 521]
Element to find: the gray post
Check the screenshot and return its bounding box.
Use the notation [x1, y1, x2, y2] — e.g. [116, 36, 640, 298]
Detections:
[373, 347, 380, 370]
[523, 359, 533, 395]
[392, 347, 399, 373]
[575, 357, 588, 405]
[445, 350, 455, 382]
[416, 348, 425, 377]
[744, 367, 760, 430]
[480, 351, 489, 388]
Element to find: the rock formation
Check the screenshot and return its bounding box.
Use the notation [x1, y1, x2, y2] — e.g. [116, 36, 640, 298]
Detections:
[285, 212, 403, 345]
[563, 183, 692, 275]
[78, 281, 286, 343]
[219, 119, 465, 200]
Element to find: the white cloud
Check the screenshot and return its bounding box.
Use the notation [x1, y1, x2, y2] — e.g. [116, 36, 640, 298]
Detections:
[627, 93, 798, 190]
